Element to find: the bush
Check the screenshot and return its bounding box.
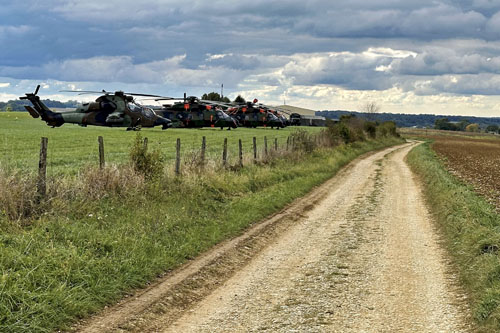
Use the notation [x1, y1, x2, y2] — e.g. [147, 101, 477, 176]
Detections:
[364, 121, 377, 138]
[377, 121, 398, 138]
[129, 133, 165, 179]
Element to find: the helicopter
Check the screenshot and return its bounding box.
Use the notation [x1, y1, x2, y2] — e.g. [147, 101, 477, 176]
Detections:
[259, 104, 290, 127]
[153, 94, 238, 130]
[225, 99, 285, 129]
[20, 85, 172, 131]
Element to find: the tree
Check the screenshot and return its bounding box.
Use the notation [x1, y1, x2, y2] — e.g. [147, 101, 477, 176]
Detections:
[465, 123, 480, 132]
[486, 124, 499, 133]
[457, 119, 471, 131]
[362, 102, 380, 121]
[234, 95, 246, 104]
[201, 92, 223, 101]
[434, 118, 458, 131]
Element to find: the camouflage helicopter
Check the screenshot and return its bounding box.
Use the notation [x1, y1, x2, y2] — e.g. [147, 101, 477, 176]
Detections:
[259, 104, 290, 127]
[153, 94, 238, 130]
[20, 85, 172, 131]
[226, 99, 285, 129]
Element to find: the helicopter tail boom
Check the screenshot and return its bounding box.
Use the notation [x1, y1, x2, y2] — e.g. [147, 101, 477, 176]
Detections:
[24, 105, 40, 118]
[20, 86, 64, 127]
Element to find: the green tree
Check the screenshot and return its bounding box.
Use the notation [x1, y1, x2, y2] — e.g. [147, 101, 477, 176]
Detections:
[234, 95, 246, 104]
[486, 125, 499, 133]
[457, 119, 471, 131]
[434, 118, 458, 131]
[201, 92, 223, 101]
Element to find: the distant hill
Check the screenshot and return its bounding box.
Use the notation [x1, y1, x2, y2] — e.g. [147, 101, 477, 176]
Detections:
[0, 99, 79, 111]
[317, 110, 500, 128]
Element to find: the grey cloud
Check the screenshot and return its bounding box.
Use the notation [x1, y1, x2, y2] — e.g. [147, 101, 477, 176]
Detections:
[390, 49, 500, 75]
[407, 74, 500, 95]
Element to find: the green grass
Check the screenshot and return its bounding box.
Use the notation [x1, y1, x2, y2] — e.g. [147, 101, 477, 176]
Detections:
[0, 125, 403, 332]
[407, 142, 500, 332]
[0, 112, 321, 176]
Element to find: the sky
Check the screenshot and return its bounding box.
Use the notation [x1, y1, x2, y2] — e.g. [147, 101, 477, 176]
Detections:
[2, 0, 500, 116]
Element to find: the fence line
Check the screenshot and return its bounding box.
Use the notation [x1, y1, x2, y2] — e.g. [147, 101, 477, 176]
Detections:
[30, 131, 326, 181]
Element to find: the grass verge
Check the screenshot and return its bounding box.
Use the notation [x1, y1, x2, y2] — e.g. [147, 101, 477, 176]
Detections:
[0, 136, 402, 332]
[407, 142, 500, 332]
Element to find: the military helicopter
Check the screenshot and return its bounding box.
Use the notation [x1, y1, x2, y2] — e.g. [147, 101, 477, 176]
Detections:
[225, 99, 285, 129]
[153, 94, 238, 130]
[259, 104, 290, 127]
[20, 85, 172, 130]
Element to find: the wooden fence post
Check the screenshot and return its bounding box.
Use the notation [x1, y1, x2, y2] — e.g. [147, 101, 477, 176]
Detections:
[239, 139, 243, 168]
[222, 138, 228, 167]
[253, 137, 257, 163]
[37, 137, 48, 200]
[286, 136, 290, 151]
[201, 136, 206, 168]
[274, 138, 278, 151]
[264, 136, 268, 156]
[175, 138, 181, 175]
[143, 137, 148, 151]
[98, 136, 105, 169]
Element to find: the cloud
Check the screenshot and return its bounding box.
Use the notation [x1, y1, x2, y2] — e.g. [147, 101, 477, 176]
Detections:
[2, 0, 500, 116]
[0, 25, 31, 37]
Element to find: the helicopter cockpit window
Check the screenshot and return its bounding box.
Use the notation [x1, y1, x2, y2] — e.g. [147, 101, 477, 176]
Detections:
[142, 107, 154, 119]
[128, 102, 142, 113]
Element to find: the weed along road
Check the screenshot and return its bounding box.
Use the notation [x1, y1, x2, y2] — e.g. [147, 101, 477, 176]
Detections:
[79, 142, 472, 332]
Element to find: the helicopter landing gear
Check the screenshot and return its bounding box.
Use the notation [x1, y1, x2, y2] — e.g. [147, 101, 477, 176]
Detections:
[126, 126, 142, 131]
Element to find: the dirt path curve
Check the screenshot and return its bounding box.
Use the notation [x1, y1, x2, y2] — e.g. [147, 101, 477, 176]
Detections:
[78, 142, 472, 332]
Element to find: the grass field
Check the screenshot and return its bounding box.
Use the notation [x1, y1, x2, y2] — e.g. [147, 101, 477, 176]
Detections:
[0, 112, 403, 332]
[405, 130, 500, 332]
[0, 112, 321, 176]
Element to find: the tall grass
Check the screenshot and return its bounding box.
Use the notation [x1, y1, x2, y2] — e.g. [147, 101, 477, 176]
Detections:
[0, 118, 403, 332]
[407, 142, 500, 332]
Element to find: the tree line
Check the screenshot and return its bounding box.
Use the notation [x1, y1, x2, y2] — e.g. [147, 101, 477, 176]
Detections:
[318, 110, 500, 130]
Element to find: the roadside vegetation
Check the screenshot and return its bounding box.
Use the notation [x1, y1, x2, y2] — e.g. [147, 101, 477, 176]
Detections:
[0, 117, 402, 332]
[407, 140, 500, 332]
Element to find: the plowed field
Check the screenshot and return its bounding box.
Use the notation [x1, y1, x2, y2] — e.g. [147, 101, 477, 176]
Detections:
[430, 136, 500, 210]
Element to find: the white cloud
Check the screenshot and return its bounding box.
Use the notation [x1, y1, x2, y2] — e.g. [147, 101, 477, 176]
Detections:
[0, 83, 10, 88]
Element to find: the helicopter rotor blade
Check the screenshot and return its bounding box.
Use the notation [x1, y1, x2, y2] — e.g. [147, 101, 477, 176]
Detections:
[153, 97, 185, 101]
[124, 92, 166, 98]
[59, 90, 106, 93]
[34, 85, 40, 96]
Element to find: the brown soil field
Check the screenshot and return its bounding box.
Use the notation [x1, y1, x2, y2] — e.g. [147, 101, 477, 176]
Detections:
[400, 129, 500, 210]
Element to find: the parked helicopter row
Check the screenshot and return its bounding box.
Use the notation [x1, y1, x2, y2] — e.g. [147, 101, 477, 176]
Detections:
[20, 86, 295, 131]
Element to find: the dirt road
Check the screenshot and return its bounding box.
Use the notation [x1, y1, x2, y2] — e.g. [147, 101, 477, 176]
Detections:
[79, 142, 472, 332]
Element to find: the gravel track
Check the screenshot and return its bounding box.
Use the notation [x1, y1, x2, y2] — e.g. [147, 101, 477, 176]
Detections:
[78, 142, 472, 332]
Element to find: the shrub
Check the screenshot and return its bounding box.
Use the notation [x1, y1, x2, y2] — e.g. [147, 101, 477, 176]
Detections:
[364, 121, 377, 138]
[377, 121, 398, 138]
[129, 133, 165, 180]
